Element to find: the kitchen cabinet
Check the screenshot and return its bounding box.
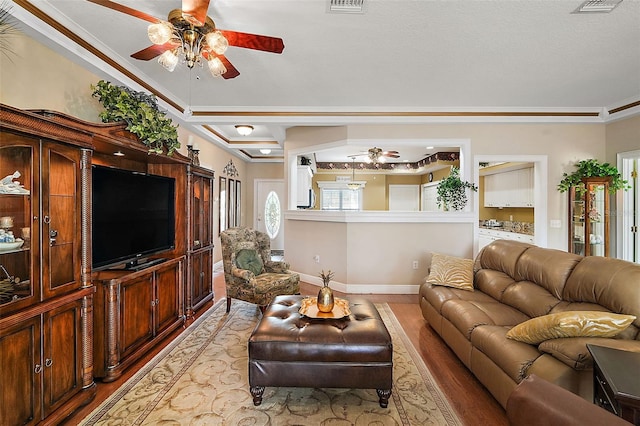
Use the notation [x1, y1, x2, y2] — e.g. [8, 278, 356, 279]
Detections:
[93, 257, 184, 381]
[0, 119, 94, 425]
[568, 177, 610, 257]
[484, 167, 534, 208]
[478, 228, 534, 251]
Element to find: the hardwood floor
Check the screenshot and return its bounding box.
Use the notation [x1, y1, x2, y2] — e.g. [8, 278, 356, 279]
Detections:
[64, 273, 507, 425]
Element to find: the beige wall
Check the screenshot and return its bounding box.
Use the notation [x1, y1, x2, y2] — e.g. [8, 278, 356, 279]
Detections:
[605, 115, 640, 162]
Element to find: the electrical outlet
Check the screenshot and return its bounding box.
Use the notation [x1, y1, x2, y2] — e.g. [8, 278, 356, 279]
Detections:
[412, 260, 419, 269]
[314, 255, 320, 263]
[550, 219, 561, 228]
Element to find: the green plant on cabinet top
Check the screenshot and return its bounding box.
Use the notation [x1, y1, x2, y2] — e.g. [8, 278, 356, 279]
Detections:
[558, 159, 629, 195]
[91, 80, 180, 155]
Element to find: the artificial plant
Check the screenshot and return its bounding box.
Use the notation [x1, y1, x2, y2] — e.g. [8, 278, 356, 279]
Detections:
[557, 159, 629, 195]
[436, 167, 478, 211]
[91, 80, 180, 155]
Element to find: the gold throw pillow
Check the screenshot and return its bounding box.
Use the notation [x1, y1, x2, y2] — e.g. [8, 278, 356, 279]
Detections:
[506, 311, 636, 345]
[425, 253, 474, 291]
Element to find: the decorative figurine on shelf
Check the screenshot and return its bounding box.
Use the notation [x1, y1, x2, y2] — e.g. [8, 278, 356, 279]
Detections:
[192, 148, 200, 166]
[317, 270, 335, 313]
[186, 145, 195, 163]
[0, 171, 29, 194]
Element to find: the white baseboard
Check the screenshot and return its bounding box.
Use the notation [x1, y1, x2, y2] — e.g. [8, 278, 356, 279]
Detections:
[296, 272, 420, 295]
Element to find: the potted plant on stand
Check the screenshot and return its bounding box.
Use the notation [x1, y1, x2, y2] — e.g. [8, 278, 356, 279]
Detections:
[437, 167, 478, 211]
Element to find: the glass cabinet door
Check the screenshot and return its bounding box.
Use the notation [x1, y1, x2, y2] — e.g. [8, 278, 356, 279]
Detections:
[568, 177, 610, 257]
[0, 141, 37, 313]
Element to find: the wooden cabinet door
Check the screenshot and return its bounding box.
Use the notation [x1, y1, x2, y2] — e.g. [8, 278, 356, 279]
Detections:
[119, 274, 154, 358]
[0, 316, 42, 426]
[41, 142, 82, 299]
[191, 249, 213, 308]
[154, 261, 181, 335]
[42, 299, 82, 417]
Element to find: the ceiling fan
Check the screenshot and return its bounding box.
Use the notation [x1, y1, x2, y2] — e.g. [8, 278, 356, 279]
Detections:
[87, 0, 285, 79]
[351, 147, 400, 163]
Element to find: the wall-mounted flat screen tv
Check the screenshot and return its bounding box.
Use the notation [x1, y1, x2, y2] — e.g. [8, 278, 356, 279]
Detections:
[92, 165, 175, 269]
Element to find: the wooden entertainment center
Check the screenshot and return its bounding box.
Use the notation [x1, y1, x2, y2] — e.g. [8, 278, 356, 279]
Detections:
[0, 104, 215, 424]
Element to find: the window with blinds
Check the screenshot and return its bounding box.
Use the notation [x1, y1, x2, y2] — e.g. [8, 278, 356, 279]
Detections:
[320, 187, 362, 210]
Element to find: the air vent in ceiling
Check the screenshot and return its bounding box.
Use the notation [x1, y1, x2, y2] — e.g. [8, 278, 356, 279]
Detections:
[574, 0, 623, 13]
[329, 0, 365, 14]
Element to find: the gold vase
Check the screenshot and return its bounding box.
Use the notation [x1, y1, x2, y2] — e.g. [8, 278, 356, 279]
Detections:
[317, 282, 334, 313]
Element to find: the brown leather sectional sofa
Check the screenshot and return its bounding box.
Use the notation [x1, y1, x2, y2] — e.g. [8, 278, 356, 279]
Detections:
[419, 240, 640, 408]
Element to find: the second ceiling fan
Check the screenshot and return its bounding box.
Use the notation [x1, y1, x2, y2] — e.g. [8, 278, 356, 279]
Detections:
[88, 0, 285, 79]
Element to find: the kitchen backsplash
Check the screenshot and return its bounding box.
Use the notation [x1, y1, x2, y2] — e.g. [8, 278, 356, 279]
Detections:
[479, 220, 534, 235]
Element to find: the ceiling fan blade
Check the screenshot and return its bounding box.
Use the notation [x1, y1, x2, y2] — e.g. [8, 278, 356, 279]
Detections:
[383, 151, 400, 158]
[131, 43, 176, 60]
[87, 0, 160, 23]
[219, 56, 240, 79]
[181, 0, 211, 26]
[220, 30, 285, 54]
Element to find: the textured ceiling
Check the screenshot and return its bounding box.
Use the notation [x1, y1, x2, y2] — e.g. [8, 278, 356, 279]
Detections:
[9, 0, 640, 162]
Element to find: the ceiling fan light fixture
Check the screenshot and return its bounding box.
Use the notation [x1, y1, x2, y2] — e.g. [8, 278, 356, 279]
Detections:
[158, 50, 179, 71]
[347, 182, 361, 190]
[260, 148, 272, 155]
[235, 124, 254, 136]
[208, 56, 227, 77]
[147, 22, 173, 45]
[205, 31, 229, 55]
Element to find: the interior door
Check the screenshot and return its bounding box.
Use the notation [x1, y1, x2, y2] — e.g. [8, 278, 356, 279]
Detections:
[255, 179, 285, 252]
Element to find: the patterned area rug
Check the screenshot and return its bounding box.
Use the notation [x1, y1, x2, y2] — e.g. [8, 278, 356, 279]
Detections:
[81, 300, 462, 425]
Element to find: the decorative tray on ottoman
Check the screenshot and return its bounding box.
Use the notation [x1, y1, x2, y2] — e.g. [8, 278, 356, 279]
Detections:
[299, 297, 351, 319]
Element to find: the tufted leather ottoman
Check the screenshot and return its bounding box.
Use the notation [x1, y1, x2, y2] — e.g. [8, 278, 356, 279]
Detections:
[248, 295, 393, 407]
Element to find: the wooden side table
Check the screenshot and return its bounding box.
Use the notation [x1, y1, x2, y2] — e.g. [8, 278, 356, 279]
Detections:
[587, 344, 640, 425]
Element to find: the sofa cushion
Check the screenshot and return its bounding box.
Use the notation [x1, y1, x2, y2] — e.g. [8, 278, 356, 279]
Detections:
[426, 253, 474, 291]
[471, 325, 543, 382]
[477, 240, 531, 279]
[538, 337, 640, 370]
[442, 299, 530, 339]
[506, 311, 636, 345]
[420, 283, 496, 314]
[514, 247, 581, 299]
[474, 269, 516, 301]
[236, 249, 264, 276]
[563, 256, 640, 335]
[501, 281, 562, 318]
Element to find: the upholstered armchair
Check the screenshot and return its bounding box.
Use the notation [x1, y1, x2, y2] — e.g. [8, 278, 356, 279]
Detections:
[220, 227, 300, 312]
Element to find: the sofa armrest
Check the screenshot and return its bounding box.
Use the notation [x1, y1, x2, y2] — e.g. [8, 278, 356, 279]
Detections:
[506, 374, 630, 426]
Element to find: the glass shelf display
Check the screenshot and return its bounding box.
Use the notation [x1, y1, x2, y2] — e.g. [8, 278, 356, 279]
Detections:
[0, 146, 34, 306]
[568, 177, 611, 257]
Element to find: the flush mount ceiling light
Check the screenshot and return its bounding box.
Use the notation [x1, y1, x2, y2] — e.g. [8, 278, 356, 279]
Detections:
[113, 151, 125, 157]
[259, 148, 272, 155]
[235, 125, 254, 136]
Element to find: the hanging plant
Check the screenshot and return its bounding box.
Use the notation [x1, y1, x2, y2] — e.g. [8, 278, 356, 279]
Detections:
[557, 159, 629, 195]
[436, 167, 478, 211]
[90, 80, 180, 155]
